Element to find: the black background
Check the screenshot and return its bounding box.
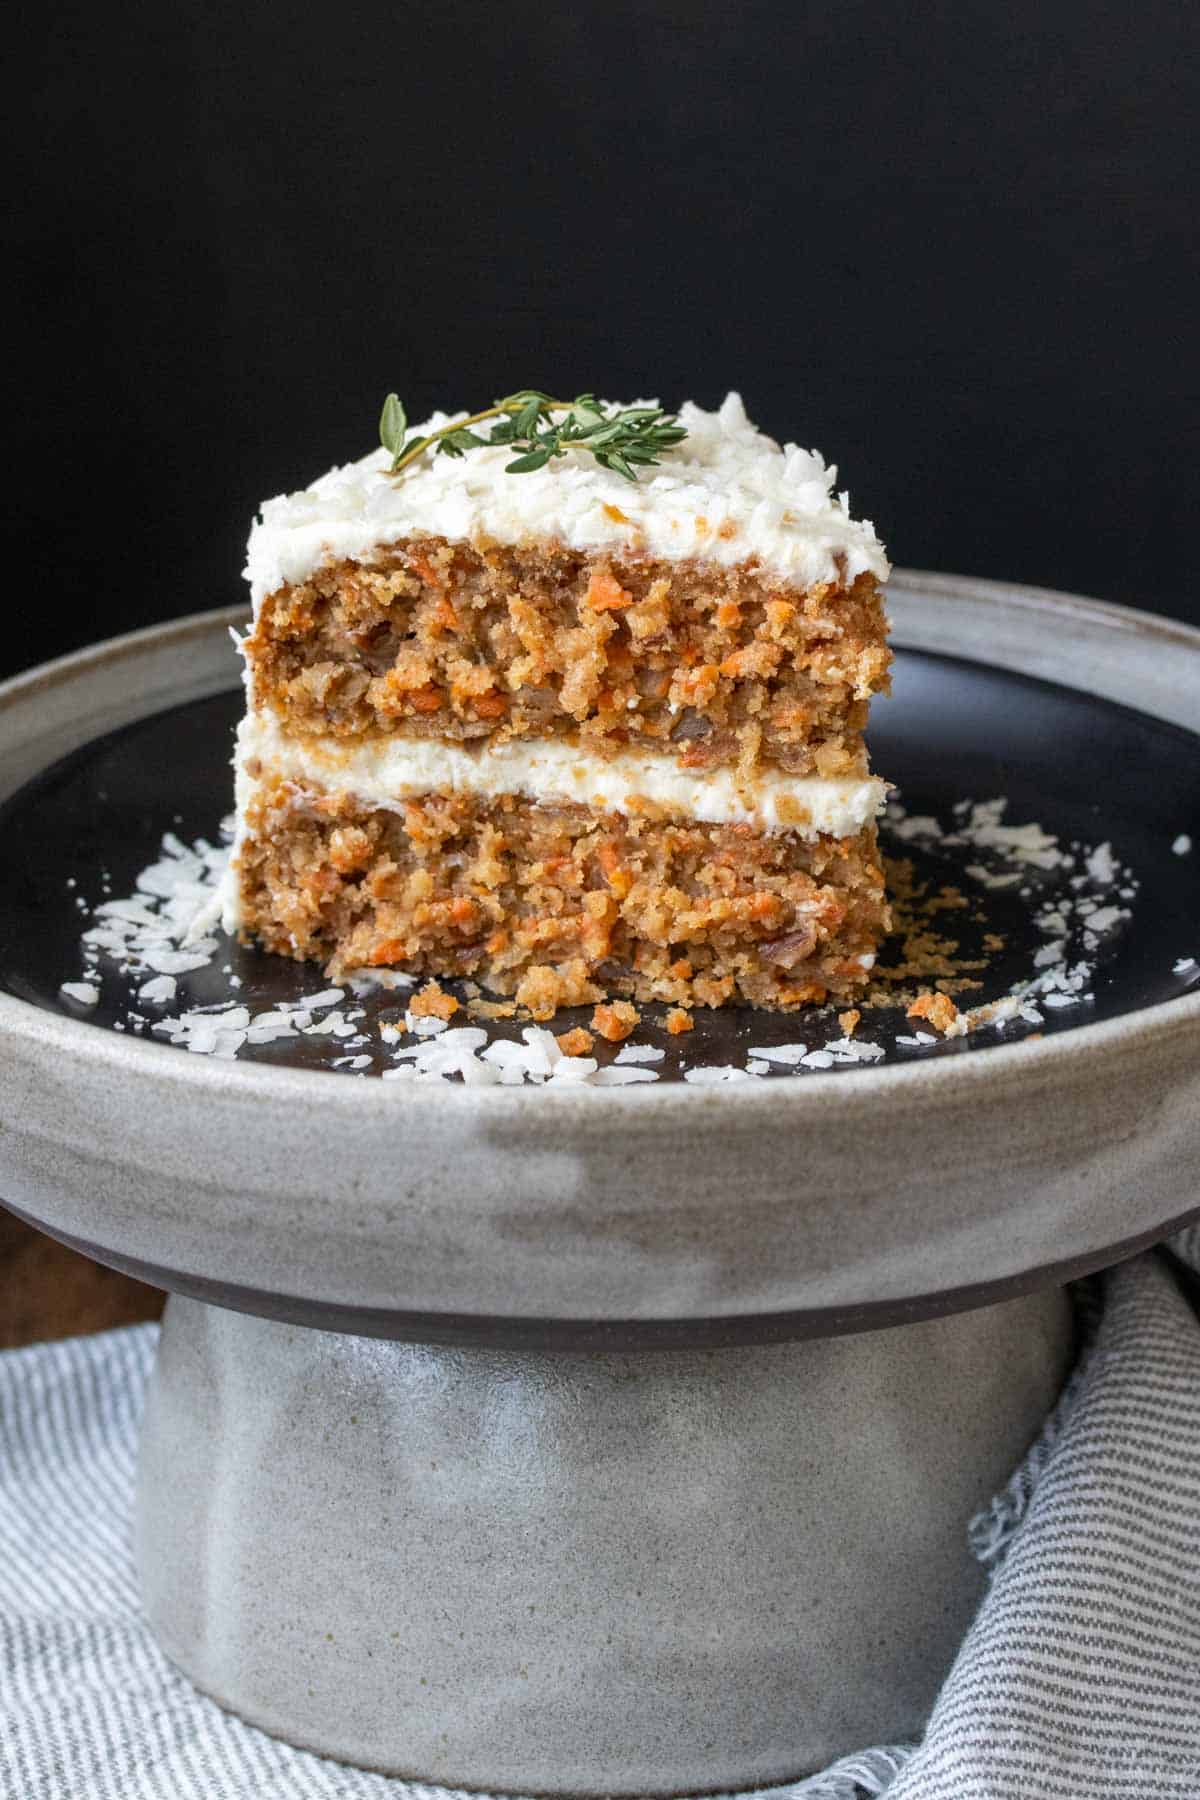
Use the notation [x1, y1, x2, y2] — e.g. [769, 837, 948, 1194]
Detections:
[7, 0, 1199, 680]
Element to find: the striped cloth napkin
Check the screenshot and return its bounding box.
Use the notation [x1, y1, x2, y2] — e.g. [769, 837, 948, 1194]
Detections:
[1, 1234, 1198, 1800]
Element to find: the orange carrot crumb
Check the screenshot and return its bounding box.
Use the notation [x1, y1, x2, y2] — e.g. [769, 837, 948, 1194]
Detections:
[591, 1000, 640, 1042]
[715, 600, 742, 630]
[411, 980, 460, 1021]
[368, 938, 407, 966]
[906, 991, 960, 1034]
[328, 825, 371, 874]
[472, 690, 508, 718]
[675, 663, 720, 704]
[556, 1027, 595, 1058]
[585, 571, 633, 612]
[601, 503, 632, 525]
[666, 1008, 694, 1036]
[409, 685, 443, 712]
[838, 1009, 861, 1037]
[597, 842, 633, 898]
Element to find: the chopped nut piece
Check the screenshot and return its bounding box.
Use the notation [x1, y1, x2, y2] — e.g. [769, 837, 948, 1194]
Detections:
[591, 1000, 640, 1042]
[666, 1008, 694, 1035]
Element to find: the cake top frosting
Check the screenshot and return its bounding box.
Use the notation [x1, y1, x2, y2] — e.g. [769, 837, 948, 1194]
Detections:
[244, 391, 889, 607]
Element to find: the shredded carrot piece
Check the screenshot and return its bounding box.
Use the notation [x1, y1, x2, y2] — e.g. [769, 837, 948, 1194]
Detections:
[473, 690, 508, 718]
[716, 600, 741, 630]
[409, 686, 443, 712]
[666, 1008, 694, 1035]
[369, 938, 407, 966]
[409, 554, 443, 588]
[597, 841, 632, 898]
[556, 1027, 595, 1057]
[586, 571, 633, 612]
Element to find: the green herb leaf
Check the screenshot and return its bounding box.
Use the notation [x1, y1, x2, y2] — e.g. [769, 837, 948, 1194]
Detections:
[379, 393, 407, 464]
[379, 390, 689, 482]
[505, 447, 554, 472]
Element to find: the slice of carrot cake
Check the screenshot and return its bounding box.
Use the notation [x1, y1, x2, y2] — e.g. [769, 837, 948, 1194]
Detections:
[224, 391, 892, 1013]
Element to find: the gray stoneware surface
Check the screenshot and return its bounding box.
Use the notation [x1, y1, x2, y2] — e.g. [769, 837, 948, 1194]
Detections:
[136, 1285, 1074, 1795]
[0, 575, 1197, 1337]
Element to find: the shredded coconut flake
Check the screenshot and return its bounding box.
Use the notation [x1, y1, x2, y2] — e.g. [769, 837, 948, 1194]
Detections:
[59, 981, 99, 1008]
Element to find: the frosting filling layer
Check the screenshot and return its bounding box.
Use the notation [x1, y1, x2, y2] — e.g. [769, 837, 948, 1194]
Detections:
[234, 713, 887, 839]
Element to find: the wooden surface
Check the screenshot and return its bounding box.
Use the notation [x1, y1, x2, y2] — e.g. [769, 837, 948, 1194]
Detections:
[0, 1212, 164, 1347]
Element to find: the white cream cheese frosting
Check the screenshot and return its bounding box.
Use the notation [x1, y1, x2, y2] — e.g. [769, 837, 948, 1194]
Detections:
[233, 713, 887, 840]
[244, 392, 889, 609]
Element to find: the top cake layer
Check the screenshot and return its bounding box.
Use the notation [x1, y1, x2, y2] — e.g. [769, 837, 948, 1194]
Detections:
[245, 392, 890, 609]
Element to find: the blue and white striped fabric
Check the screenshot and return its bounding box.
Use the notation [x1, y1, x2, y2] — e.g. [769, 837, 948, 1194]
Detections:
[1, 1239, 1199, 1800]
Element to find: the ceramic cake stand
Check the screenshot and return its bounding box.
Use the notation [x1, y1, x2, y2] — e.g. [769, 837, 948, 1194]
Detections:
[1, 573, 1198, 1795]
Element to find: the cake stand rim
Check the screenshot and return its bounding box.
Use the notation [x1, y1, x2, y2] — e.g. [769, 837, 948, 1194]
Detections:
[2, 574, 1197, 1340]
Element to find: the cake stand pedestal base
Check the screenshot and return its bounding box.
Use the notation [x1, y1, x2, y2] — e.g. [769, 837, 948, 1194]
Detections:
[135, 1287, 1073, 1795]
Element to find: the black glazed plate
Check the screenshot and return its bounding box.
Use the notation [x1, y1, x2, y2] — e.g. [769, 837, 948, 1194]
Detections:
[1, 649, 1197, 1081]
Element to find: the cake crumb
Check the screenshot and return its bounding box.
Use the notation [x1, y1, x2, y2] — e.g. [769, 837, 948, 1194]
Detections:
[591, 1000, 641, 1042]
[906, 990, 960, 1035]
[410, 980, 460, 1021]
[837, 1008, 861, 1037]
[666, 1007, 694, 1036]
[556, 1026, 596, 1058]
[468, 997, 518, 1021]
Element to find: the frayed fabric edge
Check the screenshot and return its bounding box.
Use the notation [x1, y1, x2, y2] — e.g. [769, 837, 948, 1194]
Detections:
[968, 1276, 1103, 1573]
[729, 1744, 915, 1799]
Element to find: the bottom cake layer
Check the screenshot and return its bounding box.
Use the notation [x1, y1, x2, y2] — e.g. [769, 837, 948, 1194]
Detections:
[230, 777, 890, 1014]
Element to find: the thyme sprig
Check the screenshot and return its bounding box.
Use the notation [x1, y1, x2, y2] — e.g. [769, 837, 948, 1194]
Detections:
[379, 390, 688, 483]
